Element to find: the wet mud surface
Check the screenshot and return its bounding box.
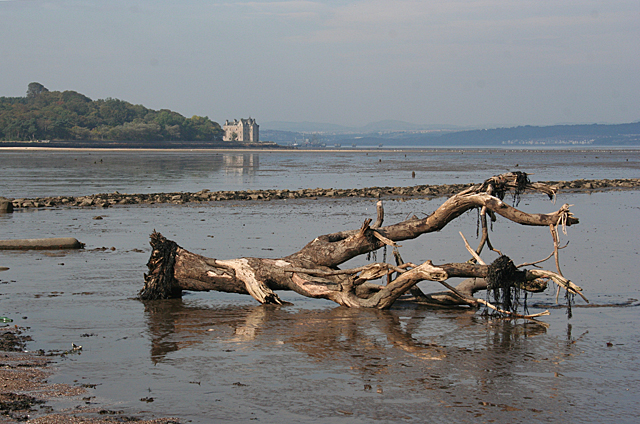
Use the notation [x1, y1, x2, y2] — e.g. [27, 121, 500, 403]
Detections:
[0, 329, 181, 423]
[0, 191, 638, 423]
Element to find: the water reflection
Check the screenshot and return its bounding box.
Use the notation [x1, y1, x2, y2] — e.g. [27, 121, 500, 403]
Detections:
[484, 318, 549, 351]
[142, 300, 549, 369]
[0, 151, 260, 198]
[222, 154, 259, 175]
[3, 149, 639, 198]
[222, 154, 259, 184]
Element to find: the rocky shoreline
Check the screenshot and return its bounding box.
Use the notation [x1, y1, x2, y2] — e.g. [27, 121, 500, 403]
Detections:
[5, 178, 640, 210]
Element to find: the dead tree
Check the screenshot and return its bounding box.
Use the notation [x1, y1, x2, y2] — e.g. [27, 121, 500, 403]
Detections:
[140, 173, 587, 317]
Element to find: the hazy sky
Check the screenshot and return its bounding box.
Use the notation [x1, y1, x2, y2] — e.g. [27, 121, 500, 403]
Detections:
[1, 0, 638, 128]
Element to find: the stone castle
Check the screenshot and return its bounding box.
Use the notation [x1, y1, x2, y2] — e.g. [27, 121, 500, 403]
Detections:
[223, 118, 259, 142]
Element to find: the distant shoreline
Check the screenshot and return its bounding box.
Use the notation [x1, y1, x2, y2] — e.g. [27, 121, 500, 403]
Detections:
[0, 146, 378, 154]
[0, 143, 294, 152]
[3, 146, 640, 154]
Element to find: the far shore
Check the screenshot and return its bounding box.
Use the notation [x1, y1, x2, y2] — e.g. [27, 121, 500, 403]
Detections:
[3, 145, 640, 154]
[0, 146, 373, 153]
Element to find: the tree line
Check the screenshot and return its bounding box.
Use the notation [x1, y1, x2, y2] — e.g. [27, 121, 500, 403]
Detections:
[0, 83, 223, 143]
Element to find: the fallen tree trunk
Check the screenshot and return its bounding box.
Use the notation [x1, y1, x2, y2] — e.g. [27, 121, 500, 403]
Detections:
[0, 237, 84, 250]
[140, 173, 586, 314]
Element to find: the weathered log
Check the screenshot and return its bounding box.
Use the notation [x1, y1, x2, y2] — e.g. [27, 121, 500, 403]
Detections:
[140, 173, 585, 313]
[0, 237, 84, 250]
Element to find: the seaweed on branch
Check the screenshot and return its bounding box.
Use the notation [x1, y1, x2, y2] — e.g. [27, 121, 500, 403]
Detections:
[486, 255, 527, 315]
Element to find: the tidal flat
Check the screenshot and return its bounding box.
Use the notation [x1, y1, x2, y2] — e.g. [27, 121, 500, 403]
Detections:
[1, 149, 639, 423]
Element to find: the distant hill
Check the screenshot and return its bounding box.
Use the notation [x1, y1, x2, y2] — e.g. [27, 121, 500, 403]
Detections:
[426, 122, 640, 147]
[261, 120, 469, 134]
[0, 82, 227, 145]
[357, 120, 468, 133]
[260, 129, 301, 143]
[261, 121, 353, 133]
[265, 121, 640, 147]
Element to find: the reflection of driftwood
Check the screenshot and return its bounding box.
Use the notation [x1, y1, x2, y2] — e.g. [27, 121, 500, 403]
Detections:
[142, 300, 549, 364]
[532, 299, 639, 309]
[140, 173, 586, 314]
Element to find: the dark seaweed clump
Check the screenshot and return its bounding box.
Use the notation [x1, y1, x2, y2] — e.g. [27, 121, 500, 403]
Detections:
[0, 330, 31, 352]
[486, 255, 527, 315]
[0, 393, 44, 421]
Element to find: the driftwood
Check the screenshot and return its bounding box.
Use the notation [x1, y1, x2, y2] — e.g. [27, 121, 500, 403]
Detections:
[0, 237, 84, 250]
[140, 173, 586, 315]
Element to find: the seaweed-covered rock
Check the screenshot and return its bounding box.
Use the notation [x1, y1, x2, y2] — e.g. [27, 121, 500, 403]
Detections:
[0, 197, 12, 213]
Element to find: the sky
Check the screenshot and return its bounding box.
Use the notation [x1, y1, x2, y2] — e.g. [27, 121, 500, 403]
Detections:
[0, 0, 638, 129]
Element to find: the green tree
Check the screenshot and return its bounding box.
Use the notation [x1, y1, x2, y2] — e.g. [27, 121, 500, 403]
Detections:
[70, 125, 91, 140]
[27, 82, 49, 98]
[165, 124, 181, 140]
[184, 115, 223, 141]
[0, 83, 225, 143]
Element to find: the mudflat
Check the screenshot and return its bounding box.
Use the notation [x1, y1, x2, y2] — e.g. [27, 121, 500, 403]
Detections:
[0, 327, 182, 423]
[1, 149, 638, 423]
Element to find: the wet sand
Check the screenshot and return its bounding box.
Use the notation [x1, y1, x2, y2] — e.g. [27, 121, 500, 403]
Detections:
[0, 327, 181, 423]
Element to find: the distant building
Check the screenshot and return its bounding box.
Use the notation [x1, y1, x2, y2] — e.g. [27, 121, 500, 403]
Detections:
[223, 118, 259, 142]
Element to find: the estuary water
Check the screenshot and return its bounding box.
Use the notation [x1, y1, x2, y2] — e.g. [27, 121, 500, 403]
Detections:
[1, 147, 640, 423]
[1, 147, 639, 198]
